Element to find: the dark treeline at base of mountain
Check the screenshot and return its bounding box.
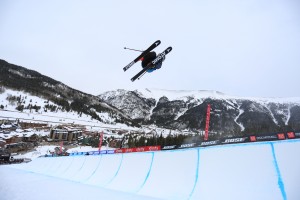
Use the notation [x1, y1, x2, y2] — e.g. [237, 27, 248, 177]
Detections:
[1, 59, 300, 137]
[82, 133, 202, 149]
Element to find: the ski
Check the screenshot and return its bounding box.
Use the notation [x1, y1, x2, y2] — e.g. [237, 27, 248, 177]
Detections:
[131, 47, 172, 82]
[123, 40, 161, 72]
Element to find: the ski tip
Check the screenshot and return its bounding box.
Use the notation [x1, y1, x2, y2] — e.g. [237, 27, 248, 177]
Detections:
[155, 40, 161, 45]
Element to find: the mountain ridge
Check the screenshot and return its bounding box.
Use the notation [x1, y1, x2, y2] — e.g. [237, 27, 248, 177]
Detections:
[130, 88, 300, 103]
[1, 59, 300, 136]
[0, 59, 136, 127]
[98, 89, 300, 136]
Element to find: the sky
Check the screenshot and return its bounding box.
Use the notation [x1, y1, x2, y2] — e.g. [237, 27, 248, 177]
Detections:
[0, 0, 300, 98]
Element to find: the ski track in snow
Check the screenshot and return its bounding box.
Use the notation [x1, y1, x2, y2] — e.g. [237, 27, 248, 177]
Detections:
[264, 103, 279, 125]
[286, 105, 291, 126]
[234, 105, 245, 131]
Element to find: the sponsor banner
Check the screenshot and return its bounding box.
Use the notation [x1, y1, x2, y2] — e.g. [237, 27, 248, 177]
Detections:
[90, 151, 99, 155]
[114, 149, 123, 154]
[100, 150, 107, 154]
[287, 131, 300, 139]
[251, 135, 271, 142]
[251, 135, 274, 142]
[107, 150, 115, 154]
[115, 148, 133, 153]
[162, 145, 177, 150]
[145, 146, 161, 151]
[249, 133, 286, 142]
[87, 151, 106, 155]
[222, 137, 248, 144]
[295, 132, 300, 138]
[124, 148, 135, 153]
[135, 147, 146, 152]
[287, 132, 296, 139]
[277, 133, 285, 140]
[199, 140, 220, 147]
[249, 136, 257, 142]
[114, 146, 161, 154]
[178, 143, 196, 149]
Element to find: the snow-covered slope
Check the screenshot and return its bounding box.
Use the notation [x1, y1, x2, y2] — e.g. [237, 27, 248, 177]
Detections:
[0, 88, 135, 130]
[3, 139, 300, 200]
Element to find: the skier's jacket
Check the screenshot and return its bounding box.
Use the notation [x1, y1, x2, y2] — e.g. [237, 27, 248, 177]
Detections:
[141, 51, 164, 72]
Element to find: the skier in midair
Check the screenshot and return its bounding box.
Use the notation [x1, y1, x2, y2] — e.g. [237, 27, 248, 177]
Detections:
[140, 51, 165, 72]
[123, 40, 172, 81]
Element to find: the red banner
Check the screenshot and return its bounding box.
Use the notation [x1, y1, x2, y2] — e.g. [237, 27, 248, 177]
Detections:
[60, 141, 63, 154]
[204, 104, 211, 141]
[277, 133, 285, 140]
[114, 146, 161, 154]
[98, 132, 104, 152]
[250, 136, 257, 142]
[287, 132, 295, 139]
[145, 146, 161, 151]
[115, 149, 123, 153]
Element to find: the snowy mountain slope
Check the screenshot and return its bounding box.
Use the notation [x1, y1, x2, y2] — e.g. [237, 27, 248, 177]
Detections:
[98, 88, 300, 135]
[0, 59, 139, 128]
[98, 89, 156, 120]
[2, 59, 300, 136]
[0, 88, 136, 130]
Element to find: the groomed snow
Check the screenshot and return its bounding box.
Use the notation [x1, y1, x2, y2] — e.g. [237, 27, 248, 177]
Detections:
[1, 139, 300, 200]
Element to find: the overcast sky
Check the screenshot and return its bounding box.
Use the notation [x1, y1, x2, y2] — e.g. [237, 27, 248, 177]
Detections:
[0, 0, 300, 98]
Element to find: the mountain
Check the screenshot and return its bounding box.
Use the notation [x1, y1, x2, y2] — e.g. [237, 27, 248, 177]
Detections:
[2, 59, 300, 137]
[0, 59, 136, 127]
[98, 89, 300, 136]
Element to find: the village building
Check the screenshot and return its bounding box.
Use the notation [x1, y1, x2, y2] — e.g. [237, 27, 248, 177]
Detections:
[0, 123, 18, 132]
[5, 142, 34, 152]
[49, 125, 83, 142]
[0, 127, 48, 152]
[22, 133, 39, 143]
[4, 135, 23, 144]
[19, 122, 49, 130]
[0, 139, 6, 148]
